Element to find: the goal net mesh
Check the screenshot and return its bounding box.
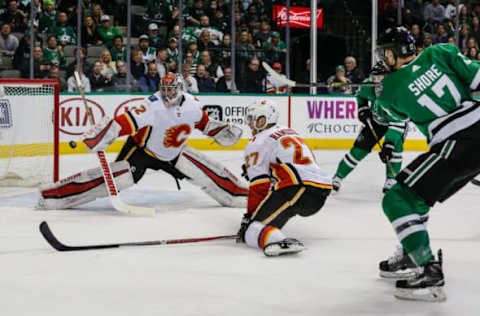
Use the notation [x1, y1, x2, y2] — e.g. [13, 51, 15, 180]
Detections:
[0, 82, 57, 187]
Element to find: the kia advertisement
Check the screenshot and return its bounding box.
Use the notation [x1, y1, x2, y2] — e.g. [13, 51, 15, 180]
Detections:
[273, 6, 323, 29]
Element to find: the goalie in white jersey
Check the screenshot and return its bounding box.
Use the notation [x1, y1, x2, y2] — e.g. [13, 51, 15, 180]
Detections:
[38, 73, 248, 210]
[237, 99, 332, 256]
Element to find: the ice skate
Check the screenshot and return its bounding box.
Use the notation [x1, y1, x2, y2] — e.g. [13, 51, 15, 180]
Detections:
[379, 245, 419, 280]
[383, 178, 396, 193]
[263, 238, 304, 257]
[332, 175, 342, 192]
[395, 250, 446, 302]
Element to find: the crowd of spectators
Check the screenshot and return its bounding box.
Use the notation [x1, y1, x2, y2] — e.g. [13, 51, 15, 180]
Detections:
[0, 0, 292, 94]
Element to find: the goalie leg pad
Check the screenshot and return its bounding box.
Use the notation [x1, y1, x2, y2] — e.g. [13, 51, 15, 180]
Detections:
[175, 146, 248, 207]
[37, 161, 134, 210]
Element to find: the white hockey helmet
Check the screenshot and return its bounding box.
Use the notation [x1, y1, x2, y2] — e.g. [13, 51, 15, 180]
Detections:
[159, 72, 183, 107]
[245, 99, 279, 133]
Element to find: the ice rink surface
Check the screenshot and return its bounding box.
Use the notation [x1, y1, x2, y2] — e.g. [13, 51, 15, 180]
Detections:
[1, 150, 479, 316]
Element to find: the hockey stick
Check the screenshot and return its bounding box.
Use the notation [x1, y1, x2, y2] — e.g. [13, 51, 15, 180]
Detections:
[365, 118, 397, 177]
[73, 71, 155, 216]
[39, 221, 237, 252]
[471, 178, 480, 186]
[262, 61, 379, 88]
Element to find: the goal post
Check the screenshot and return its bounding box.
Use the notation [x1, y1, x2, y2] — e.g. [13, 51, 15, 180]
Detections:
[0, 79, 59, 186]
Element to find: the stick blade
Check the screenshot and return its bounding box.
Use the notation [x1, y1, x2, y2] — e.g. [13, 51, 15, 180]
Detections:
[39, 221, 71, 251]
[262, 61, 297, 87]
[111, 196, 156, 216]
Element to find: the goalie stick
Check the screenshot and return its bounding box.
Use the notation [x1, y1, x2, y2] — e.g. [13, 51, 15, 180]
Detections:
[471, 178, 480, 186]
[262, 61, 380, 88]
[73, 71, 155, 216]
[39, 221, 237, 252]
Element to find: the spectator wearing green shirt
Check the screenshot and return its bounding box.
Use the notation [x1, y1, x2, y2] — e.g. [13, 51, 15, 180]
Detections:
[51, 12, 76, 46]
[110, 35, 126, 62]
[43, 35, 66, 67]
[39, 0, 57, 34]
[139, 34, 156, 64]
[97, 15, 122, 48]
[263, 31, 286, 63]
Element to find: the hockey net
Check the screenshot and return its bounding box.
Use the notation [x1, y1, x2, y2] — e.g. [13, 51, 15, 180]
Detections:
[0, 79, 59, 187]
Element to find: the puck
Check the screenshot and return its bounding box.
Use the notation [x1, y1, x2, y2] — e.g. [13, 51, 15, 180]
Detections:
[69, 140, 77, 148]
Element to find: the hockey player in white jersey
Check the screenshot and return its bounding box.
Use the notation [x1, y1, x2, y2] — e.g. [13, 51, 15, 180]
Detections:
[37, 73, 248, 210]
[237, 99, 332, 256]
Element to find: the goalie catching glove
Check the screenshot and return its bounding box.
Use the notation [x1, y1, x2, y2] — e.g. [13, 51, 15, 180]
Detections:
[82, 116, 122, 152]
[203, 119, 242, 147]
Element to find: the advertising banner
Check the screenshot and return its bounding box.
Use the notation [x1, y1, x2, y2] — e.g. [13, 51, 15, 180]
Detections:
[273, 6, 323, 29]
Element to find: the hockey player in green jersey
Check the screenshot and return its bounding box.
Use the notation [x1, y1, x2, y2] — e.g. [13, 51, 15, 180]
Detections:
[332, 61, 407, 193]
[375, 26, 480, 302]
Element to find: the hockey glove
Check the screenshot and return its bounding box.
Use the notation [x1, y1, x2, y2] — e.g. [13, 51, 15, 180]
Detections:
[203, 119, 243, 147]
[379, 142, 395, 163]
[358, 106, 372, 126]
[82, 116, 121, 152]
[241, 164, 250, 181]
[236, 212, 252, 243]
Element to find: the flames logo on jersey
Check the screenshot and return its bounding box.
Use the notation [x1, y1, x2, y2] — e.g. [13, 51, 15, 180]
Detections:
[163, 124, 191, 148]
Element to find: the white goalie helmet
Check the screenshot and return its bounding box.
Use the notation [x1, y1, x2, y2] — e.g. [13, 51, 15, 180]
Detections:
[246, 99, 279, 133]
[159, 72, 183, 107]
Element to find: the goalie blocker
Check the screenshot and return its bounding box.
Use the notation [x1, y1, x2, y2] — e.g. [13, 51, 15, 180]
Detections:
[37, 142, 248, 210]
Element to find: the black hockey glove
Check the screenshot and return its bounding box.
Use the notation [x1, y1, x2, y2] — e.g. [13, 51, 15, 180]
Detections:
[379, 142, 395, 163]
[358, 106, 372, 126]
[236, 212, 252, 243]
[241, 164, 250, 181]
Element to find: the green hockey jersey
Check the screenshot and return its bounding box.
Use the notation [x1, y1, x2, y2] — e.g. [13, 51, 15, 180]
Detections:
[376, 44, 480, 146]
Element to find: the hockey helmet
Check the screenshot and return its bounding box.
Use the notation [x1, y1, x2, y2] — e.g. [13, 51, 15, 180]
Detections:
[376, 27, 416, 65]
[159, 72, 183, 107]
[370, 61, 390, 84]
[246, 99, 279, 133]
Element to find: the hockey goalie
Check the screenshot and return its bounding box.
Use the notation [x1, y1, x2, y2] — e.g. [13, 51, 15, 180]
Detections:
[37, 73, 248, 210]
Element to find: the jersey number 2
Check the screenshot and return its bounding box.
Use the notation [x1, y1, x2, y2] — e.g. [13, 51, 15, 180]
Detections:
[280, 137, 312, 165]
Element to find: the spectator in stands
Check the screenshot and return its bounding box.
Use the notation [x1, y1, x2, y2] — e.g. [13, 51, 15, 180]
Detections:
[110, 36, 126, 62]
[39, 0, 57, 34]
[89, 60, 111, 91]
[471, 16, 480, 44]
[194, 15, 223, 46]
[467, 47, 479, 60]
[81, 15, 102, 47]
[239, 57, 265, 93]
[155, 48, 168, 78]
[67, 66, 91, 92]
[190, 0, 207, 25]
[43, 35, 66, 67]
[216, 66, 238, 93]
[100, 49, 117, 80]
[197, 29, 217, 52]
[166, 59, 177, 73]
[91, 4, 103, 25]
[51, 11, 77, 46]
[182, 65, 199, 93]
[167, 37, 179, 64]
[254, 21, 272, 48]
[242, 4, 261, 32]
[81, 0, 95, 17]
[97, 15, 122, 48]
[459, 24, 471, 51]
[147, 23, 164, 49]
[206, 0, 218, 20]
[423, 32, 433, 48]
[447, 36, 456, 46]
[445, 0, 461, 21]
[187, 39, 201, 65]
[130, 49, 146, 80]
[424, 0, 445, 33]
[432, 23, 449, 44]
[218, 33, 231, 68]
[0, 23, 18, 56]
[196, 64, 216, 92]
[139, 62, 161, 92]
[263, 31, 286, 63]
[138, 34, 156, 64]
[147, 0, 166, 22]
[66, 47, 92, 78]
[211, 5, 228, 34]
[19, 46, 50, 78]
[458, 5, 471, 26]
[236, 30, 256, 77]
[200, 50, 223, 81]
[111, 60, 138, 92]
[46, 65, 67, 91]
[184, 51, 198, 76]
[326, 65, 352, 95]
[411, 23, 423, 48]
[13, 30, 31, 70]
[344, 56, 364, 84]
[0, 0, 27, 33]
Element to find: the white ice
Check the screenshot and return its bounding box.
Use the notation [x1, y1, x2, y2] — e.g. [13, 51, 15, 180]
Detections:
[1, 150, 479, 316]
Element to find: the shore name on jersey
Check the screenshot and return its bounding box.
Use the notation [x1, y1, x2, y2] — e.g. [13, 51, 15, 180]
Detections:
[408, 64, 443, 96]
[270, 128, 298, 140]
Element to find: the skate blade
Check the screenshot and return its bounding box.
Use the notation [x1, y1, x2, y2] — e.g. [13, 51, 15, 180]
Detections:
[394, 286, 447, 302]
[380, 269, 418, 280]
[263, 243, 304, 257]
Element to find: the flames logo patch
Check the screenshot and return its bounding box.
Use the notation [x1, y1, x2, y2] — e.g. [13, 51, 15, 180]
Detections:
[164, 124, 191, 148]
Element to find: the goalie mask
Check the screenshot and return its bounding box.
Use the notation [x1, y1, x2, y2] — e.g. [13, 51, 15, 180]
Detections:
[160, 72, 183, 107]
[246, 99, 279, 134]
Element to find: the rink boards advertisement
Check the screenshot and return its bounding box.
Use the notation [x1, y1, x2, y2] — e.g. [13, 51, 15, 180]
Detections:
[57, 93, 429, 154]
